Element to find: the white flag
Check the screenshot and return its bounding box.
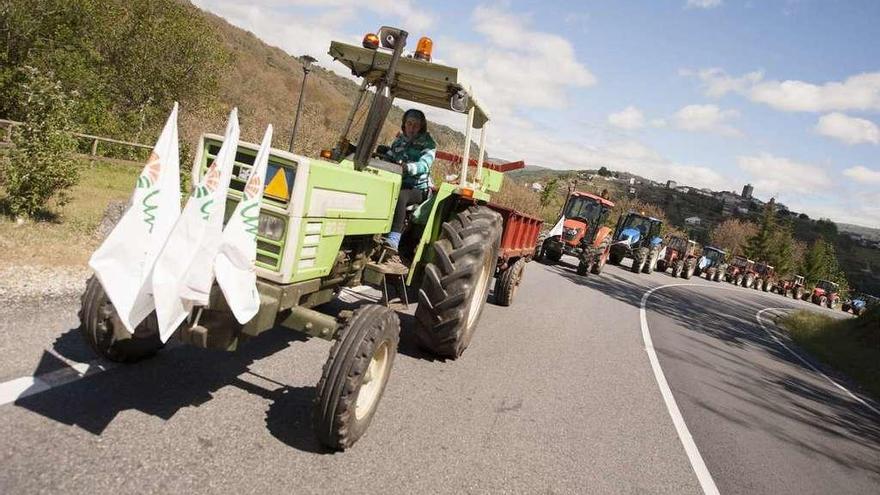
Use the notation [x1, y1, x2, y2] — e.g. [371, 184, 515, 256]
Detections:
[152, 108, 240, 341]
[88, 103, 181, 333]
[548, 216, 566, 238]
[215, 125, 273, 323]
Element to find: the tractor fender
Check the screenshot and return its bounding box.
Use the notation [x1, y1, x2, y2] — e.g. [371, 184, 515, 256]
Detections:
[591, 226, 613, 248]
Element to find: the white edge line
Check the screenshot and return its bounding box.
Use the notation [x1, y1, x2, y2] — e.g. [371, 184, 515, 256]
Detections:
[755, 308, 880, 417]
[641, 283, 721, 495]
[0, 359, 115, 407]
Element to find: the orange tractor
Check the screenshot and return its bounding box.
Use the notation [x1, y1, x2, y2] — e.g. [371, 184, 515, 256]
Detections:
[537, 191, 615, 276]
[656, 235, 698, 279]
[753, 262, 776, 292]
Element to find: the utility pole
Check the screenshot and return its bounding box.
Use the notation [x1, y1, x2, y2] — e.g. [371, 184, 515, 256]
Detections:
[288, 55, 317, 153]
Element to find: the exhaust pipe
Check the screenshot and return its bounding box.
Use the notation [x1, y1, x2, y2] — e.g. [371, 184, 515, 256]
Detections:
[288, 55, 317, 153]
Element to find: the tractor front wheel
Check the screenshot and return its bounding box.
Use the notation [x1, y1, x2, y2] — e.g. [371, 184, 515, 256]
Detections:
[643, 247, 660, 274]
[79, 275, 164, 363]
[415, 206, 502, 359]
[591, 240, 610, 275]
[656, 259, 668, 273]
[495, 257, 527, 306]
[313, 304, 399, 450]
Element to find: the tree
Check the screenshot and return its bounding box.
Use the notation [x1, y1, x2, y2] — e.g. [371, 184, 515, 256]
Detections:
[801, 238, 849, 295]
[710, 219, 757, 257]
[0, 66, 78, 218]
[746, 199, 777, 261]
[597, 166, 611, 177]
[539, 177, 560, 209]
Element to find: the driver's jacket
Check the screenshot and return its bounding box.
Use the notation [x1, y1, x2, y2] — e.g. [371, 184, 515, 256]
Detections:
[386, 131, 436, 191]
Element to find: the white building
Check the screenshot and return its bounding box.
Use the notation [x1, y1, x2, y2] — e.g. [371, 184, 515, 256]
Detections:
[685, 216, 701, 226]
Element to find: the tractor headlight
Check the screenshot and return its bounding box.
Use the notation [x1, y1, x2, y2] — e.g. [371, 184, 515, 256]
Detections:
[258, 214, 285, 241]
[564, 227, 579, 236]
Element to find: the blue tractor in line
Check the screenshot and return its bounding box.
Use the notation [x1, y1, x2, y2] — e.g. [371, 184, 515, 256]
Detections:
[842, 293, 879, 316]
[695, 246, 727, 282]
[608, 211, 664, 274]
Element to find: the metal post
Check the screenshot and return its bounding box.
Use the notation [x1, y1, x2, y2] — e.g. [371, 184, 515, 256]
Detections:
[459, 106, 475, 187]
[91, 139, 98, 156]
[475, 122, 487, 185]
[288, 55, 317, 153]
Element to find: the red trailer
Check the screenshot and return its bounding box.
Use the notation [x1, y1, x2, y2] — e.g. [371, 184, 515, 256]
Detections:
[491, 204, 543, 306]
[437, 150, 543, 306]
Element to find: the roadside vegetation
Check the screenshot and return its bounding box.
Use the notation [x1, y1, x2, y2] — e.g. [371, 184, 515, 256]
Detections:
[779, 307, 880, 400]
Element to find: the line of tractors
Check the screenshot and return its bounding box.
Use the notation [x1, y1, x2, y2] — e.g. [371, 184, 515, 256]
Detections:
[535, 187, 877, 317]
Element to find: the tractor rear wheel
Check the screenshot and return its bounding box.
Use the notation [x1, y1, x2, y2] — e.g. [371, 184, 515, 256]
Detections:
[495, 257, 526, 307]
[744, 274, 754, 288]
[672, 261, 683, 278]
[734, 274, 743, 286]
[545, 248, 562, 263]
[714, 269, 724, 282]
[817, 295, 827, 307]
[79, 275, 164, 363]
[314, 304, 399, 450]
[415, 205, 502, 359]
[705, 267, 715, 281]
[591, 238, 610, 275]
[643, 247, 660, 274]
[683, 259, 695, 279]
[632, 247, 648, 274]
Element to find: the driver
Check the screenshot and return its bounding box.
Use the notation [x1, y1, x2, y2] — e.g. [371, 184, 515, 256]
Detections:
[383, 108, 436, 252]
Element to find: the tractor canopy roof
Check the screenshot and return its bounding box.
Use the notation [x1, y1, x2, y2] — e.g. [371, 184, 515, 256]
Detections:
[330, 40, 489, 128]
[626, 211, 662, 223]
[572, 190, 615, 208]
[704, 246, 726, 254]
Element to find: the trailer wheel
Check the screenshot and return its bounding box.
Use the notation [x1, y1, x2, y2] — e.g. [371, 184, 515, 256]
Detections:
[495, 257, 526, 307]
[79, 275, 164, 363]
[631, 247, 648, 274]
[313, 304, 399, 450]
[415, 205, 502, 359]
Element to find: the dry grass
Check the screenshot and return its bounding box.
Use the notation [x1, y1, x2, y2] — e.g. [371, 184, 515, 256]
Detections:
[779, 307, 880, 400]
[0, 159, 139, 267]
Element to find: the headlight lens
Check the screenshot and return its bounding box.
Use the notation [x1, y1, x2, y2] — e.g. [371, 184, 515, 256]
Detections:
[564, 227, 579, 236]
[258, 214, 285, 241]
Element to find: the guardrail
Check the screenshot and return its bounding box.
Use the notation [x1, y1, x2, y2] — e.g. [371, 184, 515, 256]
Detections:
[0, 118, 150, 165]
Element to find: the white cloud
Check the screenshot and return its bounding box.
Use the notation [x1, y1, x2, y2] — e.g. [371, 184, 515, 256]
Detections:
[685, 68, 880, 113]
[737, 153, 831, 195]
[671, 104, 742, 136]
[843, 165, 880, 184]
[686, 0, 723, 9]
[815, 112, 880, 145]
[608, 106, 645, 130]
[192, 0, 434, 74]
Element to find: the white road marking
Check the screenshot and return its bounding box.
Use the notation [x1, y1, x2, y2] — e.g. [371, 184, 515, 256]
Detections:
[0, 359, 114, 406]
[756, 308, 880, 417]
[640, 283, 721, 495]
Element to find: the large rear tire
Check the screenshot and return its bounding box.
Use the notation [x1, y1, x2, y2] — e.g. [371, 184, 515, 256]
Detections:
[415, 206, 502, 359]
[683, 259, 695, 279]
[79, 275, 164, 363]
[672, 260, 683, 278]
[643, 247, 660, 273]
[632, 247, 648, 274]
[591, 238, 610, 275]
[495, 257, 526, 307]
[313, 304, 399, 450]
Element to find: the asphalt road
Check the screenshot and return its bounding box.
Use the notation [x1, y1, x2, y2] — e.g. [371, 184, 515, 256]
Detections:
[0, 258, 877, 494]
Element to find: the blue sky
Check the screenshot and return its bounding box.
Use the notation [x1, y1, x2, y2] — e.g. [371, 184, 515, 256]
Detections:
[194, 0, 880, 227]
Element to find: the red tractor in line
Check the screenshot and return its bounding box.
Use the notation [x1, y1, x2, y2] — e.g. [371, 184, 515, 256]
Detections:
[810, 279, 841, 309]
[726, 255, 754, 286]
[537, 190, 615, 277]
[775, 275, 806, 300]
[656, 235, 698, 279]
[753, 262, 776, 292]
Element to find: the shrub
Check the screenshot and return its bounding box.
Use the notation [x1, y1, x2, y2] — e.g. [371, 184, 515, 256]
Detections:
[0, 66, 78, 218]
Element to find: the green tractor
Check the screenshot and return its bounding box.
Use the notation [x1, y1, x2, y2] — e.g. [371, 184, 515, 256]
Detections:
[79, 27, 516, 450]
